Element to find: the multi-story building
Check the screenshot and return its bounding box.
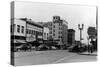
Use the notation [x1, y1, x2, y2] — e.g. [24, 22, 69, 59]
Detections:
[43, 16, 68, 46]
[11, 18, 43, 47]
[52, 16, 63, 45]
[11, 18, 26, 46]
[67, 29, 75, 46]
[25, 19, 43, 43]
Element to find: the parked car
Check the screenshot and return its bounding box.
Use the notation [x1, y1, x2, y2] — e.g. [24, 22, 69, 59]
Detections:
[68, 45, 80, 52]
[51, 46, 57, 50]
[15, 44, 31, 51]
[68, 45, 87, 53]
[36, 44, 49, 51]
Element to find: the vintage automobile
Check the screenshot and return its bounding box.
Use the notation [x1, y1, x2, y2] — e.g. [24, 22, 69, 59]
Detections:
[36, 44, 49, 51]
[68, 45, 87, 53]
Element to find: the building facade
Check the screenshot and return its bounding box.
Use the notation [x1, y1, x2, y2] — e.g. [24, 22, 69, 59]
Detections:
[43, 27, 49, 40]
[43, 16, 68, 46]
[11, 18, 26, 46]
[67, 29, 75, 46]
[11, 18, 43, 46]
[62, 20, 68, 45]
[25, 19, 43, 43]
[52, 16, 63, 45]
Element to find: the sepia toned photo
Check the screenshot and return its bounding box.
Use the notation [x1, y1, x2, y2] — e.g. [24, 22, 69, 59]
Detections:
[11, 1, 98, 66]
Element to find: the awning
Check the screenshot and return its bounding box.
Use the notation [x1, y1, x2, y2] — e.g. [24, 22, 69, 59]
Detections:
[14, 40, 26, 43]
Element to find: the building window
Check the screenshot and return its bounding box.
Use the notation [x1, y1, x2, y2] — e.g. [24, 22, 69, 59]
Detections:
[53, 25, 55, 28]
[44, 33, 46, 35]
[17, 25, 20, 33]
[33, 30, 35, 35]
[34, 31, 36, 35]
[32, 30, 34, 34]
[30, 30, 32, 34]
[51, 23, 52, 26]
[59, 31, 60, 34]
[47, 33, 48, 36]
[50, 31, 52, 34]
[21, 26, 24, 33]
[58, 36, 62, 38]
[40, 32, 43, 35]
[59, 27, 60, 30]
[59, 31, 62, 34]
[29, 30, 31, 34]
[31, 30, 33, 34]
[53, 29, 55, 32]
[26, 29, 28, 34]
[59, 27, 62, 30]
[53, 17, 55, 19]
[53, 33, 55, 36]
[50, 27, 52, 30]
[59, 23, 62, 26]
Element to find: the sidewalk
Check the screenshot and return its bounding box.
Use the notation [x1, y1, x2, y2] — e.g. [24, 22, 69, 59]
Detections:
[79, 51, 97, 56]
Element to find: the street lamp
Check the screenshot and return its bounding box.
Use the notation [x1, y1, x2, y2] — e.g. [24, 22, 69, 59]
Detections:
[78, 24, 84, 48]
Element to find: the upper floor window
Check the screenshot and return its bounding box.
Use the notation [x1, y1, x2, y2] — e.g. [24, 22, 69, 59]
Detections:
[50, 23, 52, 26]
[59, 23, 62, 26]
[50, 31, 52, 34]
[59, 31, 62, 34]
[28, 30, 31, 34]
[21, 26, 24, 33]
[50, 27, 52, 30]
[44, 33, 46, 35]
[53, 33, 55, 36]
[53, 29, 55, 32]
[26, 29, 28, 34]
[53, 25, 55, 28]
[58, 36, 62, 38]
[17, 25, 20, 33]
[32, 30, 34, 34]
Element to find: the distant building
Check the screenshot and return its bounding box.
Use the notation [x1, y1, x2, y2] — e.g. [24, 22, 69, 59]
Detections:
[62, 20, 68, 45]
[67, 29, 75, 46]
[52, 16, 63, 44]
[42, 21, 53, 39]
[43, 16, 68, 46]
[43, 27, 49, 40]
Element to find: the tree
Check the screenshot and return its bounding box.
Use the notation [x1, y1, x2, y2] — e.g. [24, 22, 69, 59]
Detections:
[87, 26, 97, 51]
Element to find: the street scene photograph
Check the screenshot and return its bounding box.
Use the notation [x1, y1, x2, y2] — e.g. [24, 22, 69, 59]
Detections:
[11, 1, 97, 66]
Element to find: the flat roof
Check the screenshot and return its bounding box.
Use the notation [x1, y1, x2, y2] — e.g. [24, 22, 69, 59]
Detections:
[20, 18, 43, 28]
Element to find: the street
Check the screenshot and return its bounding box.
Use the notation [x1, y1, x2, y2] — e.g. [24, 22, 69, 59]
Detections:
[14, 50, 97, 66]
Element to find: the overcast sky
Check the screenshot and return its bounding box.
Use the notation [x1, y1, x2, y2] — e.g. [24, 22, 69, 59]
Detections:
[14, 1, 97, 44]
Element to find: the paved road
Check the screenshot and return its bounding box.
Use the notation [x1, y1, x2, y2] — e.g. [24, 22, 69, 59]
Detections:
[14, 50, 97, 66]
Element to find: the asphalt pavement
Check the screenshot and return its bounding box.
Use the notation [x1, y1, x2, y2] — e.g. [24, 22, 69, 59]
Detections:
[14, 50, 97, 66]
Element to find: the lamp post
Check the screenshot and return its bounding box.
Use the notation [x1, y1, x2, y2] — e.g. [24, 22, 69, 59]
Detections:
[78, 24, 84, 48]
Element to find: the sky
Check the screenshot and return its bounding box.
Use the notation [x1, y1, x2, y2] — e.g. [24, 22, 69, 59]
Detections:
[14, 1, 97, 44]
